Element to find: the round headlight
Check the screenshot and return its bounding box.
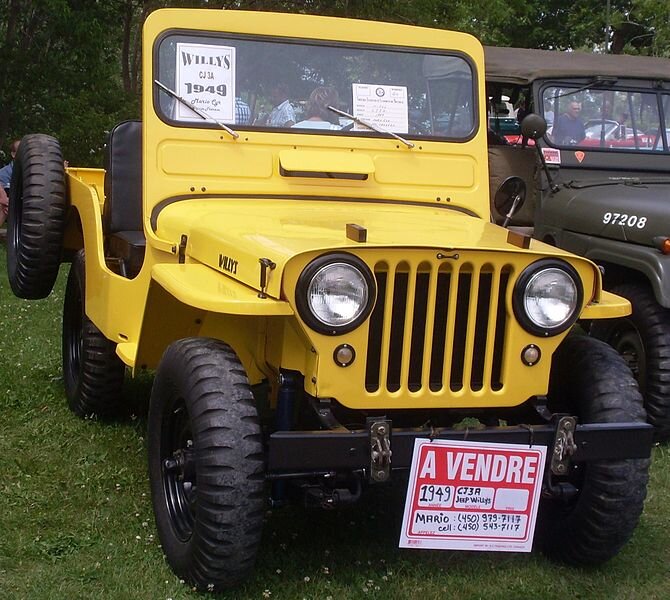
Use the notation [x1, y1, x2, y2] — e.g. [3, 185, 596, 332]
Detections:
[297, 254, 375, 335]
[513, 261, 582, 336]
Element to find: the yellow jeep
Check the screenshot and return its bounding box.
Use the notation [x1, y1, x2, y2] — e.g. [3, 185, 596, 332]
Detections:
[7, 8, 652, 591]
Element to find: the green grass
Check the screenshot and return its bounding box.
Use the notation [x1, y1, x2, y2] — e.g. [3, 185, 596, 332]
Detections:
[1, 243, 669, 599]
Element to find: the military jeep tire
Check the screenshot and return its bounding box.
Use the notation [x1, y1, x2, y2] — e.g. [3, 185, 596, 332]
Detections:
[148, 338, 265, 592]
[590, 282, 670, 442]
[541, 335, 650, 565]
[7, 134, 67, 299]
[62, 250, 126, 418]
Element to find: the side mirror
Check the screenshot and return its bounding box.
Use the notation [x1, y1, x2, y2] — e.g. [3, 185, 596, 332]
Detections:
[494, 176, 526, 227]
[520, 114, 548, 140]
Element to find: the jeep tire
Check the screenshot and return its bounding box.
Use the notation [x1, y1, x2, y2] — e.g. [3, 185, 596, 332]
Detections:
[590, 282, 670, 442]
[541, 335, 650, 565]
[148, 338, 265, 592]
[7, 134, 67, 299]
[62, 250, 126, 418]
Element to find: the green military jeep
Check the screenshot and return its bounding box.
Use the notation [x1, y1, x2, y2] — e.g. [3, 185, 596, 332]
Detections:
[7, 10, 652, 591]
[486, 46, 670, 441]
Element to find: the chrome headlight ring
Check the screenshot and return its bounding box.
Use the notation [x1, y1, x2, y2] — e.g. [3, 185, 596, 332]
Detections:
[513, 259, 583, 337]
[296, 253, 376, 336]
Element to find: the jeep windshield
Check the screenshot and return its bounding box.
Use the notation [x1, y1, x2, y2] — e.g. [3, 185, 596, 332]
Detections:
[542, 84, 670, 152]
[154, 32, 477, 141]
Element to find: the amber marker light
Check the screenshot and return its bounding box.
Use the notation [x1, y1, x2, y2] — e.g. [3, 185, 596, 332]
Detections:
[334, 344, 356, 367]
[653, 236, 670, 255]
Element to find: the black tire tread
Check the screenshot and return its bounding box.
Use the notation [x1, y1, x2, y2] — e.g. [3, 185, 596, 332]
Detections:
[148, 338, 264, 591]
[7, 134, 67, 299]
[591, 282, 670, 441]
[543, 334, 649, 565]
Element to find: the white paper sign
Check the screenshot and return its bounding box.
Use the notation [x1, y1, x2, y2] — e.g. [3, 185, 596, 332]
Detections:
[400, 439, 546, 552]
[352, 84, 409, 134]
[175, 43, 236, 122]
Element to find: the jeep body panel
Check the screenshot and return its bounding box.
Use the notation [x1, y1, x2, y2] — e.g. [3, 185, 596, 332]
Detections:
[142, 9, 489, 223]
[535, 172, 670, 249]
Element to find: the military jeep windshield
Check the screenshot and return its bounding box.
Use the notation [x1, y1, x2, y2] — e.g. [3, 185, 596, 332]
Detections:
[154, 32, 476, 140]
[543, 84, 670, 152]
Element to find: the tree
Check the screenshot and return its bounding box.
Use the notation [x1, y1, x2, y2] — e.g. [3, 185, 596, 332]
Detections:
[0, 0, 140, 164]
[0, 0, 667, 167]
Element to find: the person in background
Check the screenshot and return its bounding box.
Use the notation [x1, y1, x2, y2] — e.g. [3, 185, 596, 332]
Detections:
[616, 112, 630, 138]
[0, 139, 20, 192]
[552, 101, 585, 145]
[543, 99, 555, 128]
[0, 139, 19, 228]
[267, 83, 295, 128]
[235, 97, 251, 125]
[0, 185, 8, 227]
[292, 86, 341, 130]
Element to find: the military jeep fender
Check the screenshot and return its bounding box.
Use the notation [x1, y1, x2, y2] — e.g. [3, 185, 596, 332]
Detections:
[536, 228, 670, 309]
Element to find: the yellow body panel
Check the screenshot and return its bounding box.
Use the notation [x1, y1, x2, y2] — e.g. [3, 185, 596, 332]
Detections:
[61, 8, 629, 413]
[278, 149, 375, 176]
[580, 290, 632, 319]
[151, 264, 293, 315]
[141, 9, 490, 243]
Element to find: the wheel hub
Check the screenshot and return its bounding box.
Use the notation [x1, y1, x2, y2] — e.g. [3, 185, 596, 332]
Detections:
[162, 403, 197, 542]
[612, 322, 647, 389]
[164, 448, 196, 483]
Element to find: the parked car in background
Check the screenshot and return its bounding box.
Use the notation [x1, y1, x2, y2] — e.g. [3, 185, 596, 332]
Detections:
[582, 118, 655, 149]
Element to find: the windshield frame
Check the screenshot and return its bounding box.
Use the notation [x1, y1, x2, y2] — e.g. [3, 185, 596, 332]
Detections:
[152, 28, 480, 143]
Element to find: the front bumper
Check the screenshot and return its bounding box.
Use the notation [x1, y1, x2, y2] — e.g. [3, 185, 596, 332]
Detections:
[267, 420, 653, 476]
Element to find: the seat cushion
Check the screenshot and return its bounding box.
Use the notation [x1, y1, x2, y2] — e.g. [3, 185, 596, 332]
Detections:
[103, 120, 143, 234]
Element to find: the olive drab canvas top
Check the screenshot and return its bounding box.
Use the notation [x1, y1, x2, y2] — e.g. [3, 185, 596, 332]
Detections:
[484, 46, 670, 84]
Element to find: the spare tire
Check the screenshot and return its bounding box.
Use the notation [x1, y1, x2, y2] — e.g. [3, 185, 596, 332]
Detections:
[7, 134, 67, 299]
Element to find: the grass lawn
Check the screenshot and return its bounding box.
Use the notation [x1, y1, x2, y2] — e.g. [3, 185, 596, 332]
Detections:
[1, 243, 669, 599]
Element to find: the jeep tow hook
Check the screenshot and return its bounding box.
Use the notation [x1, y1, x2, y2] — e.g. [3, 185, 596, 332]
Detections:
[369, 419, 392, 482]
[550, 416, 578, 475]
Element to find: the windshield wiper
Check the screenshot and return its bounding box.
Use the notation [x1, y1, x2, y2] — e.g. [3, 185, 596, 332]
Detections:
[327, 105, 414, 149]
[154, 79, 239, 140]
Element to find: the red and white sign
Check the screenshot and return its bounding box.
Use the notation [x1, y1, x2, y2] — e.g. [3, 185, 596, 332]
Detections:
[542, 147, 561, 165]
[399, 439, 546, 552]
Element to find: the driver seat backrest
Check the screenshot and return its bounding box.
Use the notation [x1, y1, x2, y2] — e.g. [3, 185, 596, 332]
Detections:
[103, 120, 145, 278]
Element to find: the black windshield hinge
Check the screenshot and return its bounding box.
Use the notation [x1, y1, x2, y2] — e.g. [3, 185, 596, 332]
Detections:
[178, 234, 187, 264]
[258, 257, 276, 298]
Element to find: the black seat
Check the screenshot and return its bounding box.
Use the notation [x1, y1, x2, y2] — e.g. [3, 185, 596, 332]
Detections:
[103, 120, 145, 278]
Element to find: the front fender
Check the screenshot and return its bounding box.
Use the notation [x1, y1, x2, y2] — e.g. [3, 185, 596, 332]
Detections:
[151, 263, 293, 315]
[132, 263, 294, 374]
[559, 230, 670, 308]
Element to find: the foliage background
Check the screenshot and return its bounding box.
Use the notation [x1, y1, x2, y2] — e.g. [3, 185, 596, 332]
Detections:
[0, 0, 669, 165]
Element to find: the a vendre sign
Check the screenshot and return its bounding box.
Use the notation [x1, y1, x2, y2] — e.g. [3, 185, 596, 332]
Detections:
[400, 439, 547, 552]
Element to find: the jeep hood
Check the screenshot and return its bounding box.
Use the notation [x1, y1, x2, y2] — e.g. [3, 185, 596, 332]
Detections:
[154, 197, 558, 298]
[542, 178, 670, 247]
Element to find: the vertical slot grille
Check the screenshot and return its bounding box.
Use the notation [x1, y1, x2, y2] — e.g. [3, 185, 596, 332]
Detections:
[365, 258, 509, 395]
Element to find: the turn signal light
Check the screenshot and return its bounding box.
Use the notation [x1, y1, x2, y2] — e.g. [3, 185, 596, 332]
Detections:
[653, 236, 670, 255]
[334, 344, 356, 367]
[521, 344, 541, 366]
